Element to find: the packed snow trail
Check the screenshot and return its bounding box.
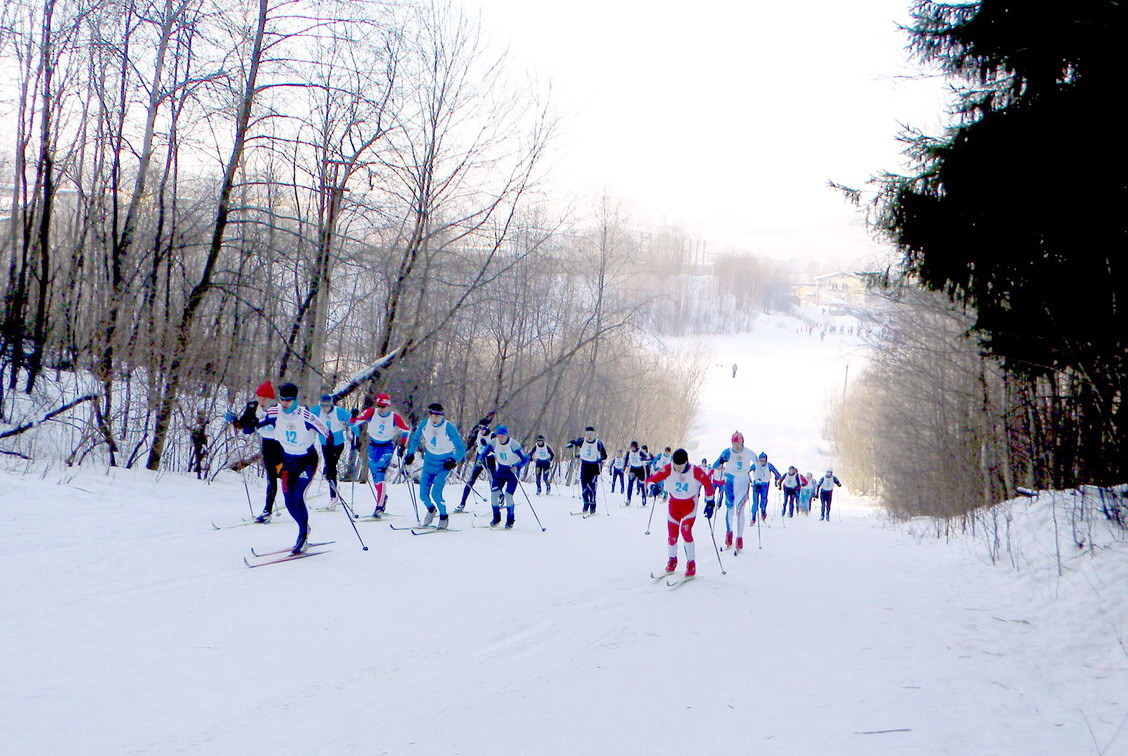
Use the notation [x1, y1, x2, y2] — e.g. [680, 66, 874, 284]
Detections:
[3, 316, 1126, 755]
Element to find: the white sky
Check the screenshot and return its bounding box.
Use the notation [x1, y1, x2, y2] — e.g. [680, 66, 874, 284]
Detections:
[466, 0, 951, 267]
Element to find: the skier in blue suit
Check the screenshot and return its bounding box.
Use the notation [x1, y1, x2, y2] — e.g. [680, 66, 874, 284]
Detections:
[750, 452, 783, 523]
[481, 425, 529, 528]
[310, 393, 356, 503]
[403, 402, 467, 530]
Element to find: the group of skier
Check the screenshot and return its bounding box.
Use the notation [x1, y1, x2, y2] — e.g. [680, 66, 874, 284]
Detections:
[229, 383, 843, 563]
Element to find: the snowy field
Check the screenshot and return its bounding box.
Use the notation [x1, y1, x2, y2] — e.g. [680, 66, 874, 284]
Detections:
[3, 315, 1127, 755]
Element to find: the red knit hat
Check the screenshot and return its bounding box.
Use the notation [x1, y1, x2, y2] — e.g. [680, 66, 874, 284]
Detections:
[255, 381, 276, 400]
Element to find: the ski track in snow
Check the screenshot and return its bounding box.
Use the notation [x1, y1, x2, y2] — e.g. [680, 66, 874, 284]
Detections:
[2, 315, 1126, 755]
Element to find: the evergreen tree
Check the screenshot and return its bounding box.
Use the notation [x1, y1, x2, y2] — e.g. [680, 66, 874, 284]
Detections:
[878, 1, 1128, 485]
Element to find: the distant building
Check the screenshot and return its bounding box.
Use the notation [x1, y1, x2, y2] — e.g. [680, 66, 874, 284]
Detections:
[793, 272, 869, 313]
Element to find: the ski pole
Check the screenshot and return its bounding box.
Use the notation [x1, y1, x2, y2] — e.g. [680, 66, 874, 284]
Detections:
[707, 509, 727, 574]
[466, 482, 488, 503]
[336, 489, 368, 551]
[341, 488, 361, 522]
[756, 493, 763, 549]
[517, 480, 547, 532]
[405, 475, 421, 523]
[600, 467, 611, 516]
[243, 479, 255, 517]
[644, 497, 657, 535]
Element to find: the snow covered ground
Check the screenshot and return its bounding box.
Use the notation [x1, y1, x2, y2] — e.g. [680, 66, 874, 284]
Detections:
[3, 315, 1127, 755]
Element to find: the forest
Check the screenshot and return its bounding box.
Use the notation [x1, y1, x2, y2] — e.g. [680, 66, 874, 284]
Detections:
[0, 0, 792, 473]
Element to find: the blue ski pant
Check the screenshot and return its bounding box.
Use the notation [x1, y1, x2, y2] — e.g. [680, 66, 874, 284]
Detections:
[367, 441, 396, 484]
[280, 449, 318, 547]
[419, 464, 453, 515]
[752, 482, 771, 519]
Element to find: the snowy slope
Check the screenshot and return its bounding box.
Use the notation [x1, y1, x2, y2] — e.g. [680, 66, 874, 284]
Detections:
[3, 316, 1126, 756]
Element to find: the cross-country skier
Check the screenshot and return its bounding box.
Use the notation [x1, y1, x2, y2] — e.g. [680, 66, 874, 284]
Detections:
[648, 448, 714, 578]
[228, 381, 284, 524]
[625, 441, 648, 506]
[800, 471, 817, 515]
[403, 403, 467, 529]
[610, 449, 626, 493]
[358, 393, 410, 517]
[481, 425, 529, 528]
[779, 466, 807, 518]
[818, 470, 843, 521]
[254, 382, 329, 554]
[710, 461, 726, 509]
[310, 394, 355, 505]
[649, 446, 672, 501]
[456, 418, 494, 512]
[711, 432, 756, 553]
[567, 426, 607, 514]
[750, 452, 782, 524]
[531, 435, 555, 494]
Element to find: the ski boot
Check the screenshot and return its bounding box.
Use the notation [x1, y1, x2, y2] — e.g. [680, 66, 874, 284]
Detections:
[735, 537, 743, 555]
[453, 503, 466, 513]
[724, 531, 733, 548]
[290, 531, 308, 556]
[422, 508, 436, 527]
[436, 515, 450, 530]
[490, 507, 502, 527]
[685, 561, 696, 577]
[255, 511, 272, 524]
[665, 557, 678, 573]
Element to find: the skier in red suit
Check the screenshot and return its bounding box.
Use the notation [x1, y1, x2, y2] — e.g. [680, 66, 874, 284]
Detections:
[646, 448, 715, 577]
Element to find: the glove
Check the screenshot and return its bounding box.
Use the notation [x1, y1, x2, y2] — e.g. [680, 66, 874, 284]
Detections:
[704, 500, 715, 519]
[442, 458, 457, 470]
[224, 411, 237, 424]
[404, 452, 415, 466]
[355, 406, 375, 423]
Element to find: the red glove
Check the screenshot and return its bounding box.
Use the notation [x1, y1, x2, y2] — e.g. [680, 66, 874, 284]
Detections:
[354, 406, 375, 424]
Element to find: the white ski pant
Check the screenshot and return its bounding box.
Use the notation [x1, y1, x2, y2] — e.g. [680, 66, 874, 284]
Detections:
[724, 475, 750, 538]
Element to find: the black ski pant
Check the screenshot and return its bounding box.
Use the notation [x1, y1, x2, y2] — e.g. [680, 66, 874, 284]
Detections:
[262, 439, 284, 514]
[322, 442, 344, 499]
[535, 462, 552, 493]
[627, 467, 647, 504]
[610, 468, 624, 492]
[460, 460, 487, 506]
[580, 461, 601, 512]
[782, 486, 799, 517]
[820, 490, 834, 519]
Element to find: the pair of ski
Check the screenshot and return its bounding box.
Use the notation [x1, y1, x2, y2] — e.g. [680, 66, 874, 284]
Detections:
[388, 523, 461, 535]
[649, 569, 695, 588]
[213, 517, 275, 530]
[569, 511, 599, 518]
[244, 541, 335, 568]
[352, 513, 402, 521]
